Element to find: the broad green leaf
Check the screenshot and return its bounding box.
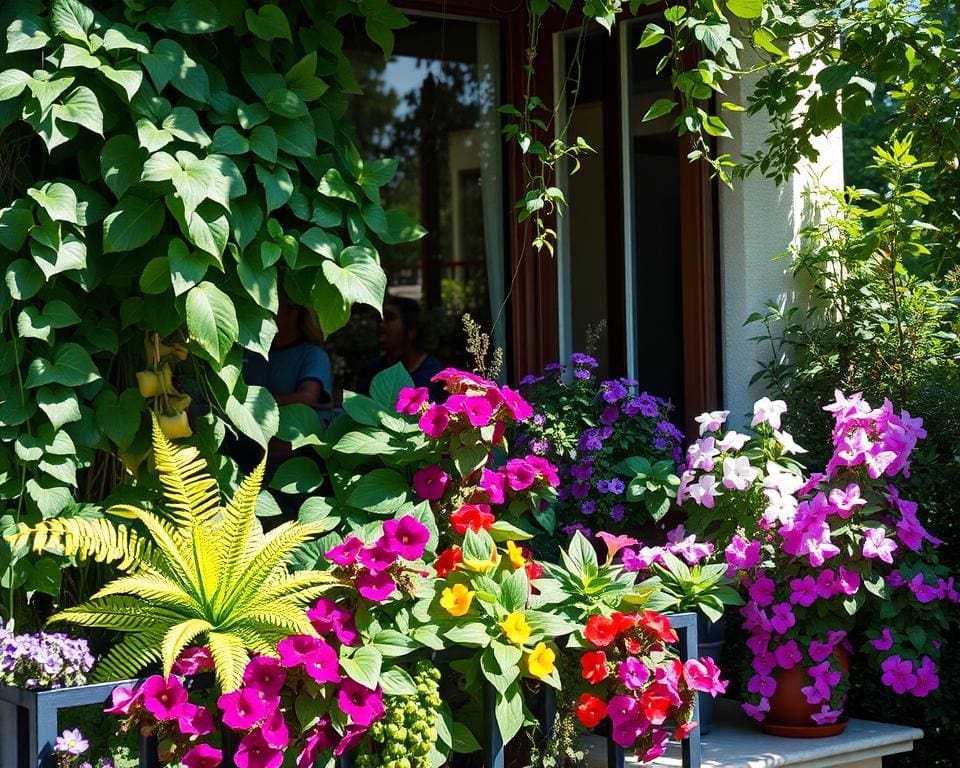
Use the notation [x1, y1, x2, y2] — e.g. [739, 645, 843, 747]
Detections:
[162, 107, 211, 147]
[231, 196, 264, 253]
[452, 722, 481, 754]
[37, 386, 81, 430]
[210, 125, 248, 155]
[274, 116, 316, 157]
[0, 202, 34, 251]
[139, 256, 171, 294]
[5, 259, 44, 300]
[101, 135, 145, 199]
[30, 229, 86, 279]
[726, 0, 763, 18]
[103, 196, 165, 253]
[27, 182, 78, 223]
[270, 457, 325, 494]
[318, 168, 357, 203]
[165, 0, 228, 33]
[236, 258, 278, 312]
[141, 38, 209, 101]
[102, 24, 150, 53]
[340, 645, 382, 690]
[185, 281, 239, 364]
[225, 385, 279, 448]
[7, 18, 51, 53]
[26, 73, 74, 112]
[50, 0, 94, 43]
[379, 666, 416, 694]
[249, 125, 278, 162]
[25, 342, 100, 388]
[0, 70, 31, 101]
[99, 63, 144, 101]
[277, 404, 323, 449]
[136, 118, 173, 152]
[245, 5, 292, 42]
[255, 164, 293, 213]
[172, 198, 229, 259]
[17, 300, 80, 341]
[369, 362, 413, 410]
[25, 478, 73, 517]
[346, 469, 409, 515]
[96, 388, 144, 450]
[53, 85, 103, 135]
[494, 686, 524, 744]
[643, 98, 677, 122]
[168, 237, 209, 296]
[481, 642, 522, 694]
[322, 247, 385, 310]
[60, 43, 100, 69]
[142, 150, 232, 217]
[301, 227, 340, 261]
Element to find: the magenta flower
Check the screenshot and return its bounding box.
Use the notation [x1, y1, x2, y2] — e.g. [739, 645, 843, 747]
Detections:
[683, 657, 727, 697]
[278, 634, 328, 668]
[611, 718, 646, 748]
[54, 729, 88, 756]
[235, 728, 283, 768]
[911, 656, 939, 697]
[262, 708, 289, 749]
[869, 627, 895, 651]
[770, 603, 795, 635]
[642, 728, 670, 762]
[500, 386, 533, 421]
[606, 694, 640, 726]
[177, 703, 215, 736]
[412, 465, 449, 501]
[307, 599, 358, 646]
[747, 674, 777, 698]
[290, 637, 340, 684]
[881, 655, 918, 694]
[171, 646, 215, 676]
[140, 675, 188, 721]
[104, 684, 142, 715]
[462, 396, 494, 427]
[480, 469, 506, 504]
[808, 640, 834, 663]
[396, 387, 429, 415]
[358, 541, 399, 571]
[837, 566, 860, 595]
[774, 640, 803, 669]
[242, 656, 286, 698]
[338, 679, 385, 726]
[742, 697, 770, 721]
[182, 744, 222, 768]
[381, 515, 430, 561]
[617, 658, 650, 690]
[828, 483, 865, 518]
[788, 575, 819, 607]
[724, 535, 761, 573]
[748, 576, 776, 607]
[297, 718, 337, 768]
[418, 405, 450, 439]
[811, 706, 843, 725]
[218, 687, 270, 730]
[356, 569, 397, 601]
[334, 724, 370, 756]
[325, 536, 363, 567]
[504, 458, 537, 491]
[863, 527, 897, 564]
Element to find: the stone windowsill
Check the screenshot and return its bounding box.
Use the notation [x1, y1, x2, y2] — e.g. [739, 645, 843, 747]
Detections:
[587, 698, 923, 768]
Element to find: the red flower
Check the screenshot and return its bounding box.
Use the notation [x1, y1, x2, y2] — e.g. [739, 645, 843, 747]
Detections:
[524, 555, 543, 581]
[584, 614, 618, 647]
[637, 610, 678, 643]
[639, 686, 672, 725]
[612, 612, 638, 634]
[580, 651, 608, 684]
[623, 636, 644, 655]
[575, 694, 607, 729]
[434, 547, 463, 577]
[450, 504, 495, 534]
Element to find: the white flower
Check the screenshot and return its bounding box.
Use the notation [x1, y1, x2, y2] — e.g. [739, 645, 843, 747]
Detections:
[694, 410, 730, 436]
[722, 456, 758, 491]
[687, 475, 722, 508]
[774, 429, 807, 455]
[716, 430, 750, 452]
[686, 437, 718, 471]
[751, 397, 788, 430]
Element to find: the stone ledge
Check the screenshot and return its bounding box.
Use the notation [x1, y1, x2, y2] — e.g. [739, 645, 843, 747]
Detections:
[586, 698, 923, 768]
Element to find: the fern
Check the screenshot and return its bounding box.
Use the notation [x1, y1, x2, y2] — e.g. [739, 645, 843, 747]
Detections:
[13, 418, 338, 691]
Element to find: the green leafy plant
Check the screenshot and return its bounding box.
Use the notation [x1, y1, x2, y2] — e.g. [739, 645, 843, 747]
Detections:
[639, 551, 742, 624]
[613, 456, 681, 524]
[7, 419, 336, 690]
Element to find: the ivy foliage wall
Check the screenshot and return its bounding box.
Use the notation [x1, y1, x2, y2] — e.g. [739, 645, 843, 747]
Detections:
[0, 0, 422, 610]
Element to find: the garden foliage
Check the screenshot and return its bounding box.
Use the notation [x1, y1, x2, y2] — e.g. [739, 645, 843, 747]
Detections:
[0, 0, 422, 619]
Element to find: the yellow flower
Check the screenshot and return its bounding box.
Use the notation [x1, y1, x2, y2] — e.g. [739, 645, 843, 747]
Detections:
[527, 643, 555, 679]
[506, 541, 526, 569]
[463, 546, 499, 573]
[500, 611, 532, 645]
[440, 583, 475, 617]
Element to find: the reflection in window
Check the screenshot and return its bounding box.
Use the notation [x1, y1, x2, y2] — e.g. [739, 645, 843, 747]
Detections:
[335, 16, 505, 390]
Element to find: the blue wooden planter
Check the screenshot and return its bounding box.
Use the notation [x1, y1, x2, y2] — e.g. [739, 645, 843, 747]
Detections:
[0, 613, 701, 768]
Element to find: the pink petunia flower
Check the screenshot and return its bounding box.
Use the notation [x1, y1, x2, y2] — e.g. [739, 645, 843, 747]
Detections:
[218, 688, 269, 731]
[296, 718, 337, 768]
[418, 405, 450, 439]
[334, 724, 370, 756]
[596, 532, 639, 564]
[140, 675, 188, 721]
[307, 599, 359, 646]
[235, 728, 283, 768]
[412, 465, 449, 501]
[261, 708, 289, 749]
[325, 536, 363, 567]
[381, 515, 430, 561]
[479, 468, 506, 504]
[683, 657, 727, 697]
[462, 396, 494, 427]
[182, 744, 222, 768]
[358, 541, 399, 571]
[356, 569, 397, 602]
[862, 527, 897, 564]
[499, 386, 533, 421]
[504, 459, 537, 491]
[104, 684, 142, 715]
[396, 387, 430, 415]
[338, 679, 385, 726]
[242, 657, 286, 698]
[177, 703, 215, 736]
[171, 646, 215, 676]
[748, 576, 776, 607]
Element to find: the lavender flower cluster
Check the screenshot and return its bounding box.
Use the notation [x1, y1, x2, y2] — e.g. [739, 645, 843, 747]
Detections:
[0, 622, 95, 690]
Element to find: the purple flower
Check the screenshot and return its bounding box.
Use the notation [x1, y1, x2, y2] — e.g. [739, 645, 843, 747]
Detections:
[607, 478, 625, 495]
[55, 729, 88, 756]
[617, 658, 650, 690]
[609, 504, 625, 522]
[581, 501, 597, 516]
[358, 541, 399, 571]
[381, 515, 430, 561]
[325, 536, 363, 567]
[880, 655, 918, 694]
[574, 369, 592, 380]
[571, 353, 598, 367]
[601, 381, 627, 403]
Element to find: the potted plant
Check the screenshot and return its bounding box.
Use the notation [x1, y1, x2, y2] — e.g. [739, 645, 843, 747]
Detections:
[682, 394, 959, 735]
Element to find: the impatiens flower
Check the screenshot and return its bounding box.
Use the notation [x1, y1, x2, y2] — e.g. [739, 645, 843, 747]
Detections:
[869, 627, 895, 652]
[412, 465, 449, 501]
[182, 744, 222, 768]
[501, 611, 532, 645]
[581, 651, 608, 684]
[584, 614, 618, 647]
[440, 583, 475, 617]
[243, 657, 286, 698]
[606, 694, 640, 726]
[637, 610, 678, 643]
[104, 684, 142, 715]
[811, 706, 843, 725]
[774, 641, 803, 670]
[434, 546, 463, 577]
[576, 694, 608, 729]
[789, 575, 819, 607]
[862, 527, 897, 564]
[140, 675, 188, 721]
[178, 703, 215, 736]
[716, 430, 751, 452]
[748, 576, 776, 607]
[338, 679, 385, 726]
[356, 569, 397, 602]
[527, 643, 556, 678]
[747, 674, 777, 698]
[504, 459, 537, 491]
[742, 697, 770, 721]
[837, 566, 861, 596]
[506, 541, 526, 569]
[479, 469, 506, 504]
[774, 429, 806, 454]
[262, 708, 290, 749]
[450, 503, 495, 534]
[687, 475, 721, 508]
[307, 599, 358, 646]
[881, 655, 918, 695]
[55, 729, 89, 756]
[325, 536, 363, 567]
[235, 728, 283, 768]
[297, 719, 337, 768]
[639, 684, 672, 724]
[683, 657, 727, 697]
[463, 396, 494, 427]
[911, 656, 939, 697]
[500, 386, 534, 420]
[358, 541, 399, 571]
[722, 456, 759, 491]
[724, 535, 761, 574]
[770, 603, 796, 635]
[617, 657, 650, 690]
[277, 635, 340, 684]
[808, 639, 834, 663]
[418, 404, 450, 439]
[334, 725, 369, 756]
[694, 409, 729, 436]
[171, 646, 215, 676]
[382, 515, 430, 561]
[218, 688, 270, 731]
[396, 386, 430, 415]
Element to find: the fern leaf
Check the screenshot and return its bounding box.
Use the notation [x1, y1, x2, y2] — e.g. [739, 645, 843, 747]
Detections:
[189, 518, 222, 608]
[134, 510, 202, 598]
[229, 603, 317, 635]
[246, 571, 337, 605]
[161, 619, 214, 678]
[92, 629, 166, 683]
[90, 572, 204, 614]
[217, 459, 265, 591]
[49, 597, 183, 632]
[207, 631, 250, 692]
[231, 626, 282, 657]
[150, 417, 220, 527]
[5, 518, 150, 572]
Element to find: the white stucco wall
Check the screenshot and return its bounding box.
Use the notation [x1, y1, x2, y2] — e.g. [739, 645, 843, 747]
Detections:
[718, 72, 844, 427]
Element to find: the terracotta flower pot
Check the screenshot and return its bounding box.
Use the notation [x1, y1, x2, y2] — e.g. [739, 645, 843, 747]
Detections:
[759, 650, 849, 738]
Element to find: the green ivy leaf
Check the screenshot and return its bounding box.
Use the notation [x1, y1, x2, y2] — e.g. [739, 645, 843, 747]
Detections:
[254, 164, 293, 213]
[345, 468, 410, 515]
[270, 457, 325, 494]
[245, 5, 292, 42]
[95, 387, 144, 450]
[0, 201, 33, 251]
[101, 135, 145, 199]
[225, 384, 279, 448]
[249, 125, 278, 163]
[236, 257, 278, 313]
[643, 98, 677, 122]
[102, 24, 150, 53]
[53, 85, 103, 135]
[50, 0, 94, 43]
[5, 258, 44, 301]
[103, 195, 165, 253]
[340, 645, 382, 690]
[168, 237, 209, 296]
[322, 246, 385, 310]
[141, 38, 210, 101]
[264, 87, 308, 119]
[210, 125, 248, 155]
[139, 256, 171, 294]
[37, 386, 81, 430]
[318, 168, 357, 203]
[0, 70, 31, 101]
[27, 182, 78, 224]
[17, 300, 80, 341]
[25, 342, 100, 388]
[7, 18, 51, 53]
[185, 280, 239, 364]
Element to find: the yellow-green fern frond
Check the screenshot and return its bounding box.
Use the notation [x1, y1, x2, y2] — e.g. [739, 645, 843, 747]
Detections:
[161, 619, 214, 678]
[207, 631, 250, 692]
[49, 597, 185, 632]
[90, 572, 204, 614]
[150, 417, 220, 526]
[92, 629, 166, 683]
[231, 602, 316, 635]
[218, 458, 266, 587]
[5, 517, 151, 572]
[250, 572, 337, 604]
[189, 518, 222, 607]
[231, 627, 281, 657]
[133, 510, 201, 594]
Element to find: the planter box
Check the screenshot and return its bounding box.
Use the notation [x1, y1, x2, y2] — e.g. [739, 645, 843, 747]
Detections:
[0, 679, 157, 768]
